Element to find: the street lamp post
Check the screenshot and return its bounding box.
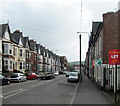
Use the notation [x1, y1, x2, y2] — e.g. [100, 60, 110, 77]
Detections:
[77, 32, 89, 81]
[79, 34, 81, 75]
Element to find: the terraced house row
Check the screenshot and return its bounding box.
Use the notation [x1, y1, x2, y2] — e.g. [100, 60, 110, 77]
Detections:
[0, 23, 68, 77]
[85, 10, 120, 94]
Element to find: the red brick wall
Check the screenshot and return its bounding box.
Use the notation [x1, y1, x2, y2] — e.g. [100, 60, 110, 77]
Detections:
[102, 11, 120, 64]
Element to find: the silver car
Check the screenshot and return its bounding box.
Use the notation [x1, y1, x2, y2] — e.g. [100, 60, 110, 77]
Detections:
[68, 72, 79, 83]
[9, 73, 27, 83]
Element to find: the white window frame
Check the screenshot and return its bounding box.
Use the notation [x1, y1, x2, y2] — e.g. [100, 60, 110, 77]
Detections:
[23, 63, 25, 69]
[19, 62, 22, 70]
[15, 48, 17, 56]
[9, 45, 13, 55]
[20, 49, 22, 57]
[4, 60, 8, 69]
[0, 40, 2, 53]
[0, 58, 2, 70]
[10, 60, 13, 70]
[29, 63, 31, 70]
[4, 44, 8, 54]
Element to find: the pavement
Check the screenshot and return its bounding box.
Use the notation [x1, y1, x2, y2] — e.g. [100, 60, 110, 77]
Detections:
[72, 74, 115, 104]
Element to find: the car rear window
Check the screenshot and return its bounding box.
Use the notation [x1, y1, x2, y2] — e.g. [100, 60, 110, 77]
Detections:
[27, 74, 32, 75]
[69, 73, 77, 76]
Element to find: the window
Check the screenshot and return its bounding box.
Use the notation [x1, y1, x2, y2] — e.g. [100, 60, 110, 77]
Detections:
[0, 58, 2, 69]
[0, 40, 2, 52]
[9, 45, 13, 55]
[4, 60, 8, 69]
[15, 48, 17, 56]
[23, 63, 25, 69]
[20, 50, 22, 57]
[29, 53, 31, 59]
[99, 35, 101, 52]
[27, 52, 29, 59]
[4, 29, 10, 40]
[10, 61, 13, 70]
[23, 50, 25, 57]
[29, 63, 31, 70]
[26, 63, 28, 70]
[19, 62, 22, 70]
[35, 55, 36, 60]
[4, 44, 8, 54]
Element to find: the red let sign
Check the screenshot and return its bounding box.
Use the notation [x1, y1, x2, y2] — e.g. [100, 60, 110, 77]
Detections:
[109, 50, 120, 65]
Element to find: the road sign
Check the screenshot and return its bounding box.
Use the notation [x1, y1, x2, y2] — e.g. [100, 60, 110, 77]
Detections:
[95, 59, 102, 67]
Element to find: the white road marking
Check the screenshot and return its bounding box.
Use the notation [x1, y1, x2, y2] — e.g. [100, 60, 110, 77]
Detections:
[2, 76, 64, 99]
[70, 82, 79, 104]
[2, 80, 38, 88]
[2, 89, 28, 99]
[31, 83, 44, 88]
[1, 89, 23, 96]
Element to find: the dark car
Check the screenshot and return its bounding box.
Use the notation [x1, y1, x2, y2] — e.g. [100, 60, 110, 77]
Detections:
[0, 74, 10, 85]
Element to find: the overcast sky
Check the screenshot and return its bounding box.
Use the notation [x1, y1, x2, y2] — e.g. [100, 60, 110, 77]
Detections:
[0, 0, 119, 62]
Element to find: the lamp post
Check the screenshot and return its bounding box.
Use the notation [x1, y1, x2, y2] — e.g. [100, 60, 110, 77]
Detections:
[77, 32, 89, 81]
[79, 34, 81, 75]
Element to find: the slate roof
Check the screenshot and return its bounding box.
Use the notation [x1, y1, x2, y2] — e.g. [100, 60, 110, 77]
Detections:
[40, 45, 44, 55]
[36, 44, 40, 53]
[89, 21, 103, 47]
[92, 22, 103, 36]
[10, 32, 23, 44]
[0, 23, 11, 38]
[22, 37, 29, 48]
[29, 40, 37, 51]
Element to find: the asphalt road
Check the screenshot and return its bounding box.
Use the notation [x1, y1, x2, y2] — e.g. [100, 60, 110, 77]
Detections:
[1, 74, 115, 105]
[2, 75, 77, 104]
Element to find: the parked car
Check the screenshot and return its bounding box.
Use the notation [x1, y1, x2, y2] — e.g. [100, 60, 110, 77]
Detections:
[0, 74, 10, 85]
[59, 71, 65, 74]
[66, 71, 70, 77]
[74, 70, 82, 81]
[35, 73, 41, 78]
[74, 70, 80, 74]
[9, 73, 26, 83]
[25, 73, 38, 80]
[68, 72, 79, 83]
[54, 71, 59, 76]
[40, 72, 55, 80]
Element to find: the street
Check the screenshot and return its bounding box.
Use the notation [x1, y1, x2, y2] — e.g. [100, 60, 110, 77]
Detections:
[1, 74, 115, 105]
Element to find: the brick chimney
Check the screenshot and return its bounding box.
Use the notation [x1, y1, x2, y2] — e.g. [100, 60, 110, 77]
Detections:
[102, 12, 114, 22]
[29, 39, 34, 42]
[14, 30, 22, 34]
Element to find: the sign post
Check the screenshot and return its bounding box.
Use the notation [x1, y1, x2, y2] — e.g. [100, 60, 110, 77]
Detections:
[95, 59, 102, 67]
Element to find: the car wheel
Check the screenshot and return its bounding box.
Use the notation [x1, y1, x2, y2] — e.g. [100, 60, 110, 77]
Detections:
[32, 77, 35, 80]
[18, 79, 21, 83]
[7, 80, 10, 85]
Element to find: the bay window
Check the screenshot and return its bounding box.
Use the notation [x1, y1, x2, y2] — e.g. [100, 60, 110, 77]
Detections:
[20, 49, 22, 57]
[9, 45, 13, 55]
[4, 60, 8, 69]
[10, 61, 13, 70]
[20, 62, 22, 70]
[4, 44, 8, 54]
[23, 63, 25, 69]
